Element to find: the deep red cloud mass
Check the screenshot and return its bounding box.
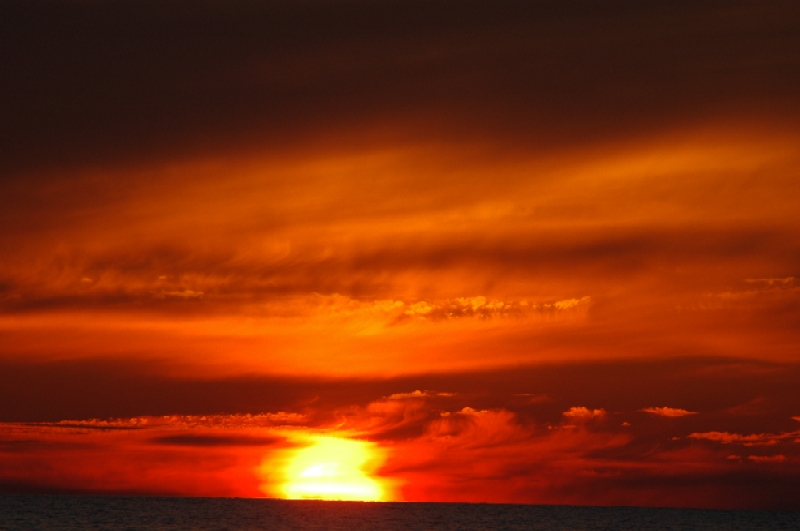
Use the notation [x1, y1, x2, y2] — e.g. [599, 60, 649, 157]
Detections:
[2, 0, 800, 510]
[2, 358, 799, 509]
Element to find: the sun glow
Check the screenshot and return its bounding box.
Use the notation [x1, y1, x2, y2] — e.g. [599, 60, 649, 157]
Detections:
[280, 436, 388, 501]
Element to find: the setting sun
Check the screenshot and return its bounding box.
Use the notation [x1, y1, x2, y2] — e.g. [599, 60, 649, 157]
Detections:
[280, 437, 388, 502]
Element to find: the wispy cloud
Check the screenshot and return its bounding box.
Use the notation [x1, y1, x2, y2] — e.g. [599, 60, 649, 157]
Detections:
[563, 407, 606, 418]
[640, 407, 697, 417]
[748, 454, 787, 463]
[158, 290, 204, 298]
[46, 414, 307, 430]
[688, 430, 800, 446]
[386, 390, 455, 400]
[745, 278, 796, 286]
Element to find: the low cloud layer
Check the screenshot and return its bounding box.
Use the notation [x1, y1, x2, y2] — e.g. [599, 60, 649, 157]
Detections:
[2, 364, 799, 508]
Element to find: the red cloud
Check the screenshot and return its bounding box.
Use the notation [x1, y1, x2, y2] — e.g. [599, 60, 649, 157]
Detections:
[563, 407, 606, 418]
[748, 455, 787, 463]
[688, 430, 800, 446]
[640, 407, 697, 417]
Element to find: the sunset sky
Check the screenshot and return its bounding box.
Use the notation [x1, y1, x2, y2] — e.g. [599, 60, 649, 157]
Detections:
[2, 0, 800, 510]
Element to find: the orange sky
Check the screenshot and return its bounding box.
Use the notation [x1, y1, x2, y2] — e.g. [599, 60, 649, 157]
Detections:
[1, 0, 800, 510]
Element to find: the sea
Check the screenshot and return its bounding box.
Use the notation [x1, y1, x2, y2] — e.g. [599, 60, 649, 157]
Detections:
[0, 496, 798, 531]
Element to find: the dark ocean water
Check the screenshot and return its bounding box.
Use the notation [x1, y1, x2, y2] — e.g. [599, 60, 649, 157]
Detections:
[0, 496, 797, 531]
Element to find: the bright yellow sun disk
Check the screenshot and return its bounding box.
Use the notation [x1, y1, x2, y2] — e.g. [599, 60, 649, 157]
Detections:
[282, 436, 386, 501]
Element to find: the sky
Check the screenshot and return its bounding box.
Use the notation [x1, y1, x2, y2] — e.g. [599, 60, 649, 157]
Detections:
[1, 0, 800, 510]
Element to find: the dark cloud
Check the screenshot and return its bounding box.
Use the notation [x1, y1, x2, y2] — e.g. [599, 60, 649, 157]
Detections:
[549, 467, 800, 511]
[149, 434, 283, 447]
[2, 227, 798, 313]
[0, 439, 95, 453]
[2, 0, 799, 175]
[0, 481, 176, 497]
[1, 356, 798, 435]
